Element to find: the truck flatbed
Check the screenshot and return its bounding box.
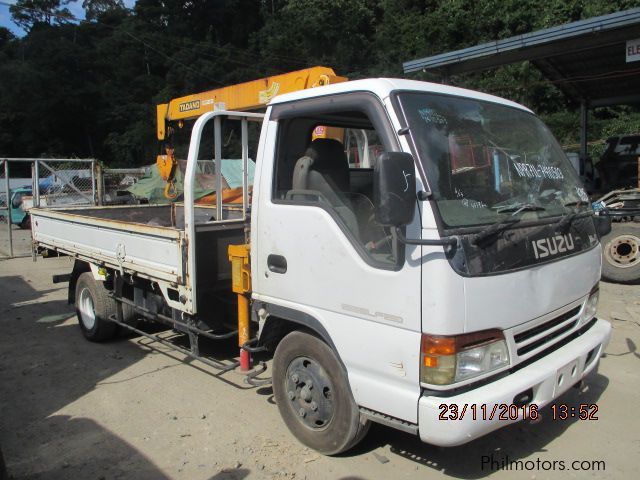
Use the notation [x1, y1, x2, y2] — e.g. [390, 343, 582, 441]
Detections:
[31, 203, 245, 314]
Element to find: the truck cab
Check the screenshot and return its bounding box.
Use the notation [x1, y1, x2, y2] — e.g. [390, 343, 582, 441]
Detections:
[7, 187, 32, 228]
[251, 79, 611, 448]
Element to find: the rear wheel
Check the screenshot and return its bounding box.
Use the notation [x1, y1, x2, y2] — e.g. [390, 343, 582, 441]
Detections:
[272, 331, 369, 455]
[75, 272, 117, 342]
[601, 223, 640, 283]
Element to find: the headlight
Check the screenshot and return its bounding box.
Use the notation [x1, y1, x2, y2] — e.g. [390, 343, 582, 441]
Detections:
[420, 330, 510, 385]
[583, 286, 599, 322]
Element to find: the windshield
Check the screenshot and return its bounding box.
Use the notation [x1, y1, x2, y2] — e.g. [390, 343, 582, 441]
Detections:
[397, 92, 589, 229]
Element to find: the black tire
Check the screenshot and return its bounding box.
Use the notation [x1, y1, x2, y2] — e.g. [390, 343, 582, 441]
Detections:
[272, 331, 370, 455]
[75, 272, 118, 342]
[601, 223, 640, 284]
[19, 214, 31, 230]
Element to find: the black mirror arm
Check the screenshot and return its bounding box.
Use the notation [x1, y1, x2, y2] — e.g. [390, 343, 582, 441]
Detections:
[394, 227, 459, 249]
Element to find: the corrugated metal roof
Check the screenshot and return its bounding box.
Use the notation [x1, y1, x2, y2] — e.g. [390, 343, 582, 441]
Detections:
[403, 8, 640, 105]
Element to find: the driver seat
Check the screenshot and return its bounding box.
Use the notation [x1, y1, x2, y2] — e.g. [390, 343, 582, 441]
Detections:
[292, 139, 350, 204]
[291, 139, 361, 238]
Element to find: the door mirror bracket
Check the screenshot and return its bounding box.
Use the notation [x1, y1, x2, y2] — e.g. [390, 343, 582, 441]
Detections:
[395, 227, 459, 251]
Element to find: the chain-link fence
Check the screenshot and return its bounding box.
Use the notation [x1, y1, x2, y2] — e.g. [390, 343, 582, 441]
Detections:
[97, 166, 149, 205]
[37, 160, 96, 207]
[0, 158, 96, 258]
[0, 159, 154, 258]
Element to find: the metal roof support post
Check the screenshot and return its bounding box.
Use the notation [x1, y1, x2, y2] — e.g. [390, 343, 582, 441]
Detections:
[580, 100, 589, 163]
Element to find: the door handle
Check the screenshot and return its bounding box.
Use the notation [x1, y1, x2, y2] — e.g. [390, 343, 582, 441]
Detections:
[267, 254, 287, 274]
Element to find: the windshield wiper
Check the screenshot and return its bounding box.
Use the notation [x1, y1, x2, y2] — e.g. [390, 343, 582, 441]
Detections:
[473, 204, 546, 246]
[472, 217, 521, 245]
[496, 203, 546, 214]
[555, 203, 593, 232]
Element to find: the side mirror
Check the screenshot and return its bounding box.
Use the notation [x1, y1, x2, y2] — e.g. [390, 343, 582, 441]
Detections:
[374, 152, 416, 226]
[593, 214, 612, 239]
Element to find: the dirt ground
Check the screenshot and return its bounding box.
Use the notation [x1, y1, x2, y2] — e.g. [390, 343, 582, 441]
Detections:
[1, 255, 639, 480]
[0, 223, 32, 258]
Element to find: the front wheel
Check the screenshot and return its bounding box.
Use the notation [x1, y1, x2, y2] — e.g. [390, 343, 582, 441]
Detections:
[75, 272, 118, 342]
[272, 331, 369, 455]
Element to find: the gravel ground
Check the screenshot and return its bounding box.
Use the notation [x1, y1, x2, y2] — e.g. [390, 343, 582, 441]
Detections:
[1, 255, 639, 480]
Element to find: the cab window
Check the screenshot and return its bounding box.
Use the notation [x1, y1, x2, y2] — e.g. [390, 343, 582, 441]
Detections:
[272, 110, 398, 267]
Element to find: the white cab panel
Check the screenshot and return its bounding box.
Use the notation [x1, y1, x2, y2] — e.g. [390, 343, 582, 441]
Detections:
[463, 246, 602, 332]
[254, 203, 422, 422]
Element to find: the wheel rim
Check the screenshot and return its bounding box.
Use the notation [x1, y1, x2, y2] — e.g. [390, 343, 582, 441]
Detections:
[604, 234, 640, 268]
[78, 287, 96, 330]
[285, 356, 335, 430]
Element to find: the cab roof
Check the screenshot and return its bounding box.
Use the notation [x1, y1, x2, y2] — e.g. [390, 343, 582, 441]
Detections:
[268, 78, 533, 113]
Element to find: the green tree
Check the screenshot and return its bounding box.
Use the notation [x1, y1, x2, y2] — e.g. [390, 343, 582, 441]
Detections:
[1, 0, 639, 165]
[0, 26, 15, 46]
[9, 0, 73, 31]
[82, 0, 125, 21]
[252, 0, 377, 77]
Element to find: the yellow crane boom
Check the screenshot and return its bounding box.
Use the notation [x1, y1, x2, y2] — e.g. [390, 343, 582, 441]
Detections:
[155, 66, 347, 199]
[156, 66, 347, 140]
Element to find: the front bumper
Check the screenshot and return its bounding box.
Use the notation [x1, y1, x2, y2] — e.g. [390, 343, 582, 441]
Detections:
[418, 318, 611, 446]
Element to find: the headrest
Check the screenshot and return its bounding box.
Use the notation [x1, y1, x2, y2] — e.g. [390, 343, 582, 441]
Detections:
[304, 139, 349, 191]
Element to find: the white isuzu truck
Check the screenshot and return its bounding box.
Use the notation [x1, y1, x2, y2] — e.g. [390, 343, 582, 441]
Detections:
[31, 78, 612, 454]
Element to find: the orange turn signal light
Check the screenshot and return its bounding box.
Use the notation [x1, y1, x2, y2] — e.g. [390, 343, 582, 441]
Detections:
[420, 329, 504, 367]
[421, 335, 457, 356]
[423, 356, 438, 367]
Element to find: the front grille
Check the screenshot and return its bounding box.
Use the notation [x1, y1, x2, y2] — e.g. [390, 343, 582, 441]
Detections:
[514, 306, 581, 356]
